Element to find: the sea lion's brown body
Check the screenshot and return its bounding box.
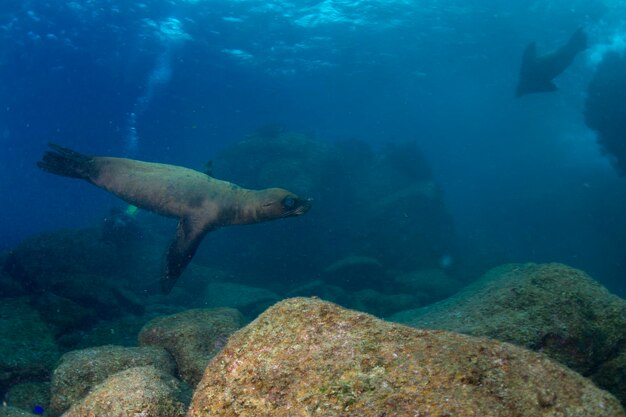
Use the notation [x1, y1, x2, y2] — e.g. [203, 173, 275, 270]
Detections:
[38, 145, 311, 293]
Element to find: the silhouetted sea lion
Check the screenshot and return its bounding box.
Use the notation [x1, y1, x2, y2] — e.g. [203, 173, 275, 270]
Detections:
[516, 28, 588, 97]
[38, 144, 312, 293]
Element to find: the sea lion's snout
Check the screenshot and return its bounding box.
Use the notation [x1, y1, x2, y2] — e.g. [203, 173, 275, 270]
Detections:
[282, 195, 312, 216]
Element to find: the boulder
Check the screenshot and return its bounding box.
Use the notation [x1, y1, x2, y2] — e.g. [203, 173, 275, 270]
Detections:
[138, 308, 243, 386]
[389, 263, 626, 377]
[188, 297, 624, 416]
[393, 268, 463, 301]
[285, 280, 349, 305]
[2, 229, 117, 291]
[4, 382, 50, 414]
[196, 282, 279, 316]
[349, 289, 422, 317]
[323, 256, 386, 290]
[592, 350, 626, 407]
[49, 345, 175, 416]
[62, 366, 189, 417]
[0, 298, 59, 391]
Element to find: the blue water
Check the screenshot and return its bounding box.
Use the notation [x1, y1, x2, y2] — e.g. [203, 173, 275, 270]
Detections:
[1, 0, 625, 296]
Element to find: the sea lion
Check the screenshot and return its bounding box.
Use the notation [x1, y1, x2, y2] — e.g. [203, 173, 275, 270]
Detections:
[515, 28, 588, 97]
[37, 144, 312, 293]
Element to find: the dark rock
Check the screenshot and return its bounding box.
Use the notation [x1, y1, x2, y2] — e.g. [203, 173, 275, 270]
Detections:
[4, 382, 50, 415]
[138, 308, 243, 387]
[30, 292, 96, 337]
[0, 273, 26, 298]
[592, 349, 626, 407]
[2, 229, 118, 291]
[349, 289, 422, 317]
[584, 51, 626, 176]
[0, 298, 59, 392]
[285, 280, 350, 305]
[196, 282, 280, 316]
[59, 315, 152, 351]
[49, 275, 145, 318]
[323, 256, 386, 290]
[393, 268, 463, 302]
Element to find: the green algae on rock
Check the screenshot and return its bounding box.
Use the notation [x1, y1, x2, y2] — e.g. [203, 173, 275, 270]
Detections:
[388, 263, 626, 403]
[49, 345, 176, 416]
[138, 308, 243, 387]
[62, 366, 189, 417]
[188, 297, 625, 417]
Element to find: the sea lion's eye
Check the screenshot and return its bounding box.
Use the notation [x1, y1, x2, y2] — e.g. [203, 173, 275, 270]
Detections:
[283, 196, 296, 209]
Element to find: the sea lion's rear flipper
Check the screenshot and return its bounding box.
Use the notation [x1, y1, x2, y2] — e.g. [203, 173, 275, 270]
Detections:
[161, 217, 209, 294]
[37, 143, 95, 180]
[568, 27, 588, 53]
[516, 42, 538, 97]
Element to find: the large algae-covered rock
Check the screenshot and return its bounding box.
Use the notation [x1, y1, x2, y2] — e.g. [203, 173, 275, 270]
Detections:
[138, 308, 243, 387]
[188, 297, 625, 417]
[50, 345, 175, 417]
[390, 263, 626, 376]
[0, 298, 59, 391]
[62, 366, 189, 417]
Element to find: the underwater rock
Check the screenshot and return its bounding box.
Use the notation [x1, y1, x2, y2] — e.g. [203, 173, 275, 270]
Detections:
[65, 315, 153, 350]
[48, 275, 145, 319]
[4, 382, 50, 415]
[390, 263, 626, 378]
[2, 229, 118, 291]
[0, 272, 26, 298]
[203, 130, 456, 287]
[584, 51, 626, 176]
[138, 308, 243, 387]
[323, 255, 386, 290]
[0, 406, 36, 417]
[285, 279, 350, 306]
[49, 345, 175, 416]
[30, 293, 96, 337]
[349, 289, 422, 317]
[592, 350, 626, 407]
[393, 268, 463, 302]
[188, 297, 625, 417]
[0, 298, 59, 392]
[62, 366, 189, 417]
[195, 282, 280, 316]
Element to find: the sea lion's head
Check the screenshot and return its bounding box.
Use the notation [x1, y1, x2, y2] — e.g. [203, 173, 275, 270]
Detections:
[253, 188, 312, 222]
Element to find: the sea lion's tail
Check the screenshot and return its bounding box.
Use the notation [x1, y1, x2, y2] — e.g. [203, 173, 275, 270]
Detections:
[37, 143, 94, 180]
[568, 27, 588, 53]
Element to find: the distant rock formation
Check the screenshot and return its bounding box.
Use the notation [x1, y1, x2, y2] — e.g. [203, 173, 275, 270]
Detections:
[585, 51, 626, 175]
[209, 130, 457, 288]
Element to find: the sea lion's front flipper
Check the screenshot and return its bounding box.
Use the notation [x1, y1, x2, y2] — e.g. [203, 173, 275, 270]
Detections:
[161, 217, 209, 294]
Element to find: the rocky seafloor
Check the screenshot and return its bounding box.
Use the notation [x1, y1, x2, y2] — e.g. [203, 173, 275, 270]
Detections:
[2, 247, 625, 416]
[2, 131, 625, 415]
